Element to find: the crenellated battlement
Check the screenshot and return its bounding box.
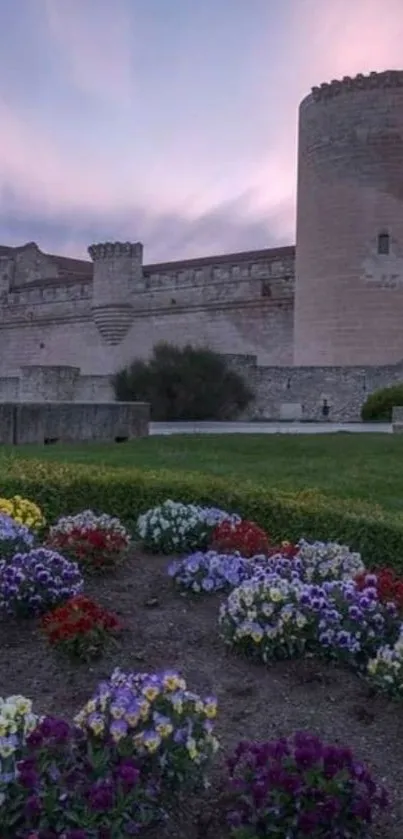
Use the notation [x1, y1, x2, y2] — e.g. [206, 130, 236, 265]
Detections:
[88, 242, 143, 261]
[310, 69, 403, 102]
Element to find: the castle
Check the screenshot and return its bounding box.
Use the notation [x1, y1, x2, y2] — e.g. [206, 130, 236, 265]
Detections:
[2, 69, 403, 421]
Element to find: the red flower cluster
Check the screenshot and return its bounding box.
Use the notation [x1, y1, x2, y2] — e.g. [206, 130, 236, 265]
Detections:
[47, 527, 129, 572]
[268, 540, 299, 559]
[41, 595, 122, 661]
[355, 567, 403, 612]
[211, 519, 271, 558]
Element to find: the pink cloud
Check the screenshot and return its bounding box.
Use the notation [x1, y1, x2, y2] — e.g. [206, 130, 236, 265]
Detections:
[289, 0, 403, 86]
[41, 0, 135, 109]
[248, 0, 403, 244]
[2, 0, 403, 259]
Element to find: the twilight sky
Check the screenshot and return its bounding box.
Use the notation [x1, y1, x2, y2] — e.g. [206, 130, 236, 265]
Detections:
[1, 0, 403, 262]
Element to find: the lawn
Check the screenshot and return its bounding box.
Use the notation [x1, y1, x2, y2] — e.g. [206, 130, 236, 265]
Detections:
[2, 433, 402, 514]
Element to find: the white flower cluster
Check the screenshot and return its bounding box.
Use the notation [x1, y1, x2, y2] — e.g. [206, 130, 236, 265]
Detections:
[219, 573, 310, 663]
[0, 695, 38, 783]
[137, 499, 237, 555]
[137, 500, 210, 554]
[49, 510, 129, 539]
[367, 625, 403, 695]
[295, 539, 365, 582]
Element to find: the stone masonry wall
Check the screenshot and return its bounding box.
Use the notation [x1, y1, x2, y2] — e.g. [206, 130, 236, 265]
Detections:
[0, 243, 296, 374]
[0, 357, 402, 422]
[225, 355, 403, 421]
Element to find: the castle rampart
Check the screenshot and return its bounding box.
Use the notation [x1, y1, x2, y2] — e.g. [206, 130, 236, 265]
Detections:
[310, 70, 403, 102]
[0, 241, 296, 374]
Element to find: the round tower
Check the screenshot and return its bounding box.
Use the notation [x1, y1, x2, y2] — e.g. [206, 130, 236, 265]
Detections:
[89, 241, 143, 346]
[294, 70, 403, 366]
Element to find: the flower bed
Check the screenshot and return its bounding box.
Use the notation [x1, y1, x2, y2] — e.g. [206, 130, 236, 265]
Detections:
[137, 499, 239, 555]
[355, 567, 403, 613]
[0, 513, 34, 559]
[211, 518, 271, 557]
[367, 627, 403, 698]
[0, 694, 38, 784]
[168, 550, 257, 594]
[0, 548, 402, 837]
[1, 670, 219, 837]
[219, 573, 401, 671]
[46, 511, 131, 573]
[41, 595, 122, 661]
[0, 495, 45, 533]
[0, 548, 83, 617]
[296, 539, 365, 582]
[225, 733, 389, 837]
[0, 486, 402, 836]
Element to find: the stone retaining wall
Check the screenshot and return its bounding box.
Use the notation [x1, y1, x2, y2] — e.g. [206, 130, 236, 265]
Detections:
[0, 402, 149, 445]
[225, 355, 403, 422]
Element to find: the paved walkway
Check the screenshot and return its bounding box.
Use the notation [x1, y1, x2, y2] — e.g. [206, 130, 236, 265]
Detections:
[150, 421, 392, 435]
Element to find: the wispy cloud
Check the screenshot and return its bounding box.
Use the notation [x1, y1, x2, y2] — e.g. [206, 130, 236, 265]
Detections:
[0, 0, 402, 261]
[41, 0, 135, 109]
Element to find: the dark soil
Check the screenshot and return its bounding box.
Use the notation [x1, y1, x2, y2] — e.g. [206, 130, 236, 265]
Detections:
[1, 552, 402, 838]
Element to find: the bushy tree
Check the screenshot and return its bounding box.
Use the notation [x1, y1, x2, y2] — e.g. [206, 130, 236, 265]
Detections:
[113, 342, 253, 421]
[361, 383, 403, 421]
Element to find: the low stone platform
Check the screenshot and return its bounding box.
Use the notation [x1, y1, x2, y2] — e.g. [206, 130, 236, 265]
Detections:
[0, 402, 149, 445]
[392, 407, 403, 433]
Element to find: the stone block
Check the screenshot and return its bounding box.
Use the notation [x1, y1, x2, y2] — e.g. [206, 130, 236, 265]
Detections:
[0, 402, 149, 445]
[0, 404, 16, 444]
[280, 402, 303, 420]
[19, 366, 80, 402]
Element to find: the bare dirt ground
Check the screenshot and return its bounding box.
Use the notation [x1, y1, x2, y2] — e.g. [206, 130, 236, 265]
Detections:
[0, 552, 402, 838]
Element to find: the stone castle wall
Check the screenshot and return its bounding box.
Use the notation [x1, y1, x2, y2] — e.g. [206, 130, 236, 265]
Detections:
[225, 355, 403, 422]
[0, 355, 402, 422]
[3, 70, 403, 417]
[0, 242, 295, 375]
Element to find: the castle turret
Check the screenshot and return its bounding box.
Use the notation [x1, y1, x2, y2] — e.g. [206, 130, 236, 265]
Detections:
[294, 69, 403, 366]
[88, 241, 143, 345]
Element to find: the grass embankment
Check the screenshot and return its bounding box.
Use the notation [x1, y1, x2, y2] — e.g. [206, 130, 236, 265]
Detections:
[1, 433, 401, 514]
[0, 433, 402, 567]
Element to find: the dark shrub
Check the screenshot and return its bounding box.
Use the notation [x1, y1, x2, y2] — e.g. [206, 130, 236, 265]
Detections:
[113, 342, 253, 421]
[361, 383, 403, 422]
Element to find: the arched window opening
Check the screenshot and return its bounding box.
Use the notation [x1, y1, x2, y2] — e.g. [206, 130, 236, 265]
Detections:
[377, 232, 390, 255]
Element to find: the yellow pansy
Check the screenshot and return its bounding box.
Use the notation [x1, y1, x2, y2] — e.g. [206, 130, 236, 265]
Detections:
[156, 720, 174, 738]
[88, 717, 105, 736]
[204, 700, 217, 719]
[0, 744, 15, 758]
[143, 732, 161, 753]
[139, 700, 150, 720]
[186, 737, 198, 760]
[143, 685, 160, 702]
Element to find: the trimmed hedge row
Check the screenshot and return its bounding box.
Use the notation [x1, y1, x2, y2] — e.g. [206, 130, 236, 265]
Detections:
[1, 457, 403, 570]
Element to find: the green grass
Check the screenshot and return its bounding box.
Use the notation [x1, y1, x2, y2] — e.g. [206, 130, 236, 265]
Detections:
[2, 433, 403, 515]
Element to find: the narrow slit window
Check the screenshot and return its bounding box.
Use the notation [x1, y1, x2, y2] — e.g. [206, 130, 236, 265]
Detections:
[378, 232, 390, 255]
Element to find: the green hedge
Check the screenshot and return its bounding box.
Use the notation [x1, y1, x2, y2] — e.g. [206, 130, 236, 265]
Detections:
[1, 457, 403, 570]
[361, 383, 403, 421]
